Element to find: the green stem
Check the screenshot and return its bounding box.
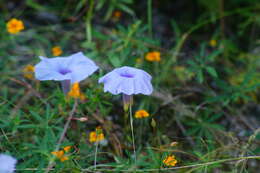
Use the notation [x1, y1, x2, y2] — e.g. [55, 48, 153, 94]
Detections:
[129, 104, 137, 165]
[86, 0, 94, 43]
[148, 0, 152, 37]
[94, 142, 99, 170]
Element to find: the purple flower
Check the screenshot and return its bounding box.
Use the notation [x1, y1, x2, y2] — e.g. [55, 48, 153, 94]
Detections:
[98, 66, 153, 95]
[35, 52, 99, 84]
[0, 154, 17, 173]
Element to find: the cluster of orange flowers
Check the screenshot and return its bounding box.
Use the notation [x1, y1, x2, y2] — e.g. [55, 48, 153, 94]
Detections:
[163, 155, 178, 166]
[67, 82, 86, 101]
[10, 16, 179, 168]
[6, 19, 62, 56]
[51, 146, 72, 162]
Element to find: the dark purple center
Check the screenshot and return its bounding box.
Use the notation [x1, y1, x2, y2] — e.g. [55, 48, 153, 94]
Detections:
[59, 68, 72, 75]
[120, 72, 135, 78]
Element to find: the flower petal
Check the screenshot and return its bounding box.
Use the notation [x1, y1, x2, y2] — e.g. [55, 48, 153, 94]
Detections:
[99, 66, 153, 95]
[35, 52, 99, 83]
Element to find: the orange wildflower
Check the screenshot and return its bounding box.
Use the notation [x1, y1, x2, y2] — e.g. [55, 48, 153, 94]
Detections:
[68, 82, 86, 100]
[89, 127, 105, 143]
[6, 18, 24, 34]
[163, 155, 178, 166]
[134, 110, 150, 118]
[22, 65, 35, 80]
[52, 46, 62, 56]
[63, 146, 72, 152]
[145, 51, 161, 62]
[112, 10, 122, 21]
[51, 146, 72, 162]
[51, 150, 69, 162]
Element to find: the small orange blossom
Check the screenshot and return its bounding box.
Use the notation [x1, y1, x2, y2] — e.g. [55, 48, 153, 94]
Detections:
[6, 18, 24, 34]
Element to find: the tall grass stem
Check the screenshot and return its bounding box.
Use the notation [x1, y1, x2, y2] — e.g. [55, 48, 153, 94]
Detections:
[148, 0, 152, 37]
[86, 0, 94, 43]
[129, 104, 137, 165]
[94, 142, 99, 170]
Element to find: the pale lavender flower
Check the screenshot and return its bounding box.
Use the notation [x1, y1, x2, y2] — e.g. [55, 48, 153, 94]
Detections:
[35, 52, 99, 93]
[35, 52, 98, 83]
[0, 154, 17, 173]
[98, 66, 153, 95]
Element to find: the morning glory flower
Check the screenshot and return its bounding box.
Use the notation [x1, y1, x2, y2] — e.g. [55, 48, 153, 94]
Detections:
[0, 154, 17, 173]
[99, 66, 153, 163]
[35, 52, 99, 93]
[98, 66, 153, 95]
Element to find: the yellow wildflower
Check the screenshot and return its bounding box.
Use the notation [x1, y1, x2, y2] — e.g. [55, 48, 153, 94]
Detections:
[174, 66, 194, 82]
[89, 127, 105, 143]
[6, 18, 24, 34]
[163, 155, 178, 166]
[68, 82, 86, 101]
[22, 65, 35, 80]
[52, 46, 62, 56]
[136, 58, 142, 64]
[51, 150, 69, 162]
[209, 39, 217, 47]
[134, 110, 150, 118]
[145, 51, 161, 62]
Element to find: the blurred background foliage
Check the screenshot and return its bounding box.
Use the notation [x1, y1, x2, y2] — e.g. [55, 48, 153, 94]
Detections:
[0, 0, 260, 172]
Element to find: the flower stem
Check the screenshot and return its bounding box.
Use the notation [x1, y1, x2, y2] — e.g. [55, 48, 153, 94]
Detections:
[61, 80, 70, 94]
[94, 142, 99, 170]
[129, 104, 137, 165]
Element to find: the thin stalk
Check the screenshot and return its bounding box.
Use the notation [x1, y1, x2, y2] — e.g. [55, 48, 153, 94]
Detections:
[129, 104, 137, 165]
[86, 0, 95, 43]
[94, 142, 99, 170]
[148, 0, 152, 37]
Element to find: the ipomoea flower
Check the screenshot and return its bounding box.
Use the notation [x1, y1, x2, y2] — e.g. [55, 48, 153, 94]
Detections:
[0, 154, 17, 173]
[35, 52, 98, 93]
[35, 52, 98, 84]
[98, 66, 153, 95]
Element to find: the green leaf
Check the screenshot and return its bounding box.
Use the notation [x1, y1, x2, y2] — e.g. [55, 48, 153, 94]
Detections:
[108, 54, 121, 67]
[117, 3, 135, 16]
[205, 66, 218, 78]
[198, 69, 204, 83]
